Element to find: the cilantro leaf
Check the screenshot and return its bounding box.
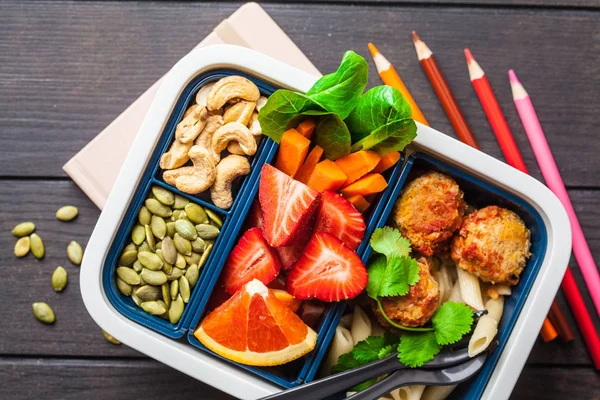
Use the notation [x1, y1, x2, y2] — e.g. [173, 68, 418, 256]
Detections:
[432, 302, 474, 346]
[378, 345, 395, 359]
[370, 227, 412, 260]
[366, 255, 387, 300]
[397, 332, 441, 368]
[379, 255, 420, 297]
[352, 336, 386, 363]
[331, 351, 362, 374]
[383, 331, 401, 346]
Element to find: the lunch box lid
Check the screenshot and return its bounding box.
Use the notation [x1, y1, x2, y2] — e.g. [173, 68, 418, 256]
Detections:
[80, 45, 572, 400]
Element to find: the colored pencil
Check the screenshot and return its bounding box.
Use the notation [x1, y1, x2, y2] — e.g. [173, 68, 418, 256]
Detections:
[367, 42, 429, 126]
[510, 69, 600, 368]
[411, 31, 479, 148]
[540, 318, 558, 342]
[464, 49, 571, 342]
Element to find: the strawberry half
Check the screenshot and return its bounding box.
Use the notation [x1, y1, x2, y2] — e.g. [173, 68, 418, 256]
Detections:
[314, 190, 366, 251]
[222, 228, 281, 295]
[259, 164, 321, 247]
[276, 212, 315, 270]
[244, 199, 263, 230]
[287, 232, 368, 302]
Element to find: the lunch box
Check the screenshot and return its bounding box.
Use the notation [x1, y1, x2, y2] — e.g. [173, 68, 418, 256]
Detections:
[81, 45, 572, 400]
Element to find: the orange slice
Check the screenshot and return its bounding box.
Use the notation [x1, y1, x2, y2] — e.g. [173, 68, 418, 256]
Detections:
[194, 279, 317, 366]
[272, 289, 302, 313]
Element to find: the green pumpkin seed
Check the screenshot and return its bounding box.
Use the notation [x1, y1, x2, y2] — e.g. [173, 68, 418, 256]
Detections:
[131, 224, 145, 245]
[138, 206, 152, 225]
[166, 267, 184, 281]
[161, 236, 177, 264]
[30, 233, 45, 259]
[171, 209, 182, 221]
[185, 203, 208, 224]
[162, 262, 173, 275]
[135, 285, 162, 301]
[169, 295, 184, 324]
[173, 195, 189, 209]
[131, 293, 142, 306]
[155, 241, 162, 250]
[138, 276, 146, 286]
[170, 279, 179, 300]
[151, 215, 167, 240]
[124, 243, 137, 252]
[173, 233, 192, 256]
[185, 264, 200, 288]
[119, 249, 137, 266]
[144, 225, 155, 251]
[32, 302, 55, 324]
[140, 268, 167, 285]
[175, 219, 197, 240]
[175, 253, 186, 269]
[162, 283, 171, 308]
[117, 278, 133, 296]
[191, 237, 206, 253]
[184, 252, 201, 266]
[14, 236, 30, 257]
[52, 266, 68, 292]
[152, 185, 175, 206]
[166, 221, 176, 238]
[12, 222, 35, 237]
[145, 198, 172, 218]
[195, 224, 220, 239]
[179, 276, 191, 303]
[137, 251, 163, 270]
[198, 243, 213, 269]
[117, 267, 141, 285]
[56, 205, 78, 221]
[141, 301, 167, 316]
[102, 330, 121, 345]
[132, 260, 143, 272]
[67, 241, 83, 265]
[205, 209, 223, 227]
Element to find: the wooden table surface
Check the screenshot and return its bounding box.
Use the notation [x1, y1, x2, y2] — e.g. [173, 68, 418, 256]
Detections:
[1, 1, 599, 399]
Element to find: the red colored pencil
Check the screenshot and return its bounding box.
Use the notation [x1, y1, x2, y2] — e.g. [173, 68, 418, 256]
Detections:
[464, 48, 574, 343]
[411, 31, 479, 148]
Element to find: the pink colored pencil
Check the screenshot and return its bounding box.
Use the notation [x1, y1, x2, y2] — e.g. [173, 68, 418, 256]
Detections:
[509, 70, 600, 319]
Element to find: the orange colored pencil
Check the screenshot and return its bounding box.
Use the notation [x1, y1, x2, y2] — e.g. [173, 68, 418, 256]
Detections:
[367, 42, 429, 126]
[411, 31, 479, 148]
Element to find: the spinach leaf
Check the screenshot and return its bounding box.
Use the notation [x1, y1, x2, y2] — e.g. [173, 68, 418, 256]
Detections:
[314, 114, 351, 160]
[306, 51, 368, 119]
[350, 118, 416, 153]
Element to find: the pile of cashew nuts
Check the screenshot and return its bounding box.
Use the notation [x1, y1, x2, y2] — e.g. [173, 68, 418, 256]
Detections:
[160, 76, 267, 209]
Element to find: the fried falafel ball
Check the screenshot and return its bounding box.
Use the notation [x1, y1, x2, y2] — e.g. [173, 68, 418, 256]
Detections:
[372, 257, 440, 327]
[451, 205, 531, 285]
[395, 171, 466, 256]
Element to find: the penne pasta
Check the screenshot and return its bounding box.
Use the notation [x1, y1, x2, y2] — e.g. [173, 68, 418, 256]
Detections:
[339, 312, 353, 330]
[323, 326, 354, 374]
[447, 281, 464, 304]
[494, 284, 512, 296]
[485, 296, 504, 323]
[350, 306, 373, 345]
[390, 385, 426, 400]
[421, 385, 457, 400]
[468, 314, 498, 357]
[434, 263, 454, 303]
[456, 266, 485, 310]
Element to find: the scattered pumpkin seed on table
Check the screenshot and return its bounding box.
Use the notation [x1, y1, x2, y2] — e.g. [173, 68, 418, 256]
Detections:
[14, 236, 30, 257]
[12, 222, 35, 237]
[30, 233, 45, 259]
[56, 205, 78, 221]
[32, 302, 55, 324]
[102, 330, 121, 345]
[67, 241, 83, 265]
[52, 266, 68, 292]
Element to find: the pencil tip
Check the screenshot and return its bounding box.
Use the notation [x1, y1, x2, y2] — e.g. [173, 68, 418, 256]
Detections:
[367, 42, 379, 58]
[412, 31, 420, 43]
[508, 69, 519, 85]
[464, 48, 474, 64]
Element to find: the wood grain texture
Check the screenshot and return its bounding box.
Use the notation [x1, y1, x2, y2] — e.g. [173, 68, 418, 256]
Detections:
[0, 1, 599, 186]
[278, 0, 600, 9]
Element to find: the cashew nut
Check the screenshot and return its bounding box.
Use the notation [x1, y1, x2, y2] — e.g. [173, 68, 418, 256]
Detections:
[162, 166, 195, 186]
[226, 112, 262, 155]
[210, 122, 257, 164]
[255, 96, 268, 111]
[176, 104, 208, 144]
[195, 82, 215, 107]
[160, 140, 193, 170]
[223, 101, 256, 126]
[210, 155, 251, 209]
[172, 146, 216, 194]
[194, 115, 224, 150]
[206, 76, 260, 111]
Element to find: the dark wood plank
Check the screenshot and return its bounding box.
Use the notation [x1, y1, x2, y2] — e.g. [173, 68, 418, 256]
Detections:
[284, 0, 600, 9]
[0, 1, 599, 187]
[513, 366, 600, 399]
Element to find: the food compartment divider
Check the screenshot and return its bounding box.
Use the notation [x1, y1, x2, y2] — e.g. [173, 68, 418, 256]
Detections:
[102, 70, 278, 339]
[312, 151, 549, 399]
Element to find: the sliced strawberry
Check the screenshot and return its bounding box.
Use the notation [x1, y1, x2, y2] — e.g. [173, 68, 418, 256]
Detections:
[244, 199, 263, 230]
[267, 274, 288, 291]
[287, 232, 368, 302]
[222, 228, 281, 295]
[276, 212, 315, 270]
[259, 164, 321, 247]
[314, 190, 366, 251]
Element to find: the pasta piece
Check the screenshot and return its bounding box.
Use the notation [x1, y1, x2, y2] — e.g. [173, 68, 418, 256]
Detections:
[323, 326, 354, 374]
[456, 266, 485, 310]
[421, 385, 457, 400]
[447, 281, 464, 304]
[494, 284, 512, 296]
[339, 312, 353, 330]
[390, 385, 426, 400]
[350, 306, 373, 345]
[485, 296, 504, 323]
[468, 314, 498, 357]
[434, 263, 453, 303]
[346, 393, 393, 400]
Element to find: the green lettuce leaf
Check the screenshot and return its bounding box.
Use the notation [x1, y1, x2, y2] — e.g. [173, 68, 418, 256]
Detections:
[314, 114, 351, 160]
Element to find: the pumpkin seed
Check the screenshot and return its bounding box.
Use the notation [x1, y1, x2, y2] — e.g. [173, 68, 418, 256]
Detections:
[184, 252, 201, 266]
[30, 233, 45, 259]
[179, 276, 191, 303]
[185, 203, 208, 224]
[144, 225, 155, 251]
[169, 295, 184, 324]
[141, 301, 167, 316]
[138, 206, 152, 225]
[156, 241, 162, 250]
[131, 224, 145, 245]
[137, 251, 163, 270]
[175, 253, 186, 269]
[171, 209, 182, 220]
[191, 237, 206, 253]
[135, 285, 162, 301]
[117, 267, 141, 285]
[185, 264, 200, 288]
[132, 260, 143, 272]
[138, 276, 146, 286]
[166, 267, 184, 281]
[117, 278, 133, 296]
[198, 243, 213, 269]
[170, 279, 179, 300]
[56, 205, 78, 221]
[151, 185, 175, 206]
[12, 222, 35, 237]
[67, 241, 83, 265]
[173, 195, 189, 209]
[124, 243, 137, 252]
[102, 330, 121, 345]
[14, 236, 30, 257]
[140, 268, 167, 285]
[162, 262, 173, 275]
[145, 198, 172, 218]
[205, 209, 223, 227]
[175, 219, 197, 240]
[151, 215, 167, 240]
[119, 249, 137, 266]
[166, 221, 176, 238]
[173, 233, 192, 256]
[195, 224, 220, 239]
[138, 242, 150, 253]
[32, 302, 55, 324]
[52, 266, 68, 292]
[162, 283, 171, 308]
[161, 236, 177, 264]
[131, 293, 143, 306]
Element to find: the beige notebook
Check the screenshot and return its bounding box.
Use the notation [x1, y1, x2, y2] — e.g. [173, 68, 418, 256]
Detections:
[63, 2, 321, 209]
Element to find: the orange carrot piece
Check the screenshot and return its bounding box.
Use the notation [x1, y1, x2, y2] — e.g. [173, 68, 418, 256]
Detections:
[340, 173, 388, 197]
[296, 118, 316, 139]
[275, 129, 311, 178]
[334, 151, 382, 185]
[346, 195, 371, 213]
[373, 151, 401, 174]
[365, 193, 378, 203]
[295, 145, 324, 184]
[306, 160, 348, 192]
